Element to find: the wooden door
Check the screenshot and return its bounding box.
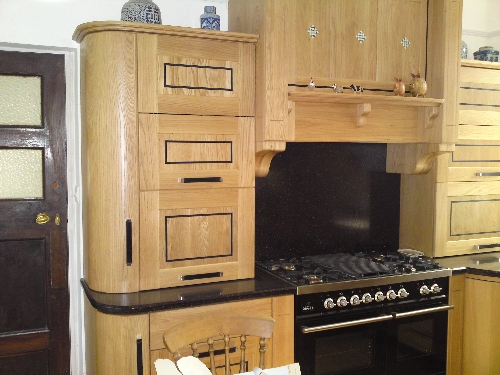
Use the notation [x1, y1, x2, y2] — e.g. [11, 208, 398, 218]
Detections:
[0, 50, 69, 374]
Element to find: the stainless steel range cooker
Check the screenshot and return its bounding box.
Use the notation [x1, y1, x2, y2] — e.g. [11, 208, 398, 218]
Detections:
[257, 250, 453, 375]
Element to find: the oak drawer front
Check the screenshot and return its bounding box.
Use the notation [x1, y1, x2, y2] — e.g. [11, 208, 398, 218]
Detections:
[448, 195, 500, 242]
[448, 167, 500, 182]
[149, 298, 272, 350]
[137, 34, 255, 116]
[459, 72, 500, 140]
[452, 144, 500, 164]
[139, 114, 254, 190]
[458, 107, 500, 141]
[139, 188, 254, 290]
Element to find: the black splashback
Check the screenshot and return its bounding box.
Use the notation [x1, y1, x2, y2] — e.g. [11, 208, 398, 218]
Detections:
[255, 143, 400, 260]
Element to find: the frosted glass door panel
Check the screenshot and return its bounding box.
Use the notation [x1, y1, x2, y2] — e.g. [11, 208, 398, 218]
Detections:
[0, 75, 42, 126]
[0, 149, 43, 199]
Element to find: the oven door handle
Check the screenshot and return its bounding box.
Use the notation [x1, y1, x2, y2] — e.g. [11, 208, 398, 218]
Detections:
[392, 304, 454, 319]
[301, 314, 394, 334]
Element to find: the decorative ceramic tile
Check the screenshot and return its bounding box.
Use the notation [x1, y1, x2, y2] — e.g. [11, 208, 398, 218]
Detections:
[308, 25, 319, 38]
[356, 31, 366, 43]
[401, 37, 411, 49]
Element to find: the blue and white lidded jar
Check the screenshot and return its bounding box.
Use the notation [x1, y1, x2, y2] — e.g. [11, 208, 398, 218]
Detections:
[200, 6, 220, 30]
[121, 0, 162, 24]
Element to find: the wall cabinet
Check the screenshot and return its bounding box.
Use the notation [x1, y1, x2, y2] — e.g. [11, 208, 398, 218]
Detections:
[74, 22, 258, 293]
[84, 295, 294, 375]
[293, 0, 427, 83]
[229, 0, 462, 176]
[400, 61, 500, 257]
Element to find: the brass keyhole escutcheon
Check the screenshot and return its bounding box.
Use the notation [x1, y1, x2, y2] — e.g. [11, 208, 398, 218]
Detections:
[36, 213, 50, 225]
[55, 214, 61, 226]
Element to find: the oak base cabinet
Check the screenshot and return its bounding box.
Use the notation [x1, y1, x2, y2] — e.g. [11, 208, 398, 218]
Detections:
[84, 295, 294, 375]
[447, 274, 464, 375]
[463, 275, 500, 375]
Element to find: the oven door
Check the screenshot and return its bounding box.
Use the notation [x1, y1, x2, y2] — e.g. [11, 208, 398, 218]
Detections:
[295, 312, 392, 375]
[295, 303, 451, 375]
[387, 305, 450, 375]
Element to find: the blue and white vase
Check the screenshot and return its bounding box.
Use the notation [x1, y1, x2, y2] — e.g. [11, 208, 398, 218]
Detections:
[200, 6, 220, 30]
[121, 0, 162, 24]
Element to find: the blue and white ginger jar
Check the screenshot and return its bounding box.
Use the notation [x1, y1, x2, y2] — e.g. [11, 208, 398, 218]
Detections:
[200, 6, 220, 30]
[121, 0, 162, 24]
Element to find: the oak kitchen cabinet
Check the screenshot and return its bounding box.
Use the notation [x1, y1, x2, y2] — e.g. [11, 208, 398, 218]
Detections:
[447, 274, 465, 375]
[400, 61, 500, 258]
[463, 274, 500, 374]
[74, 22, 258, 293]
[229, 0, 462, 177]
[84, 294, 294, 375]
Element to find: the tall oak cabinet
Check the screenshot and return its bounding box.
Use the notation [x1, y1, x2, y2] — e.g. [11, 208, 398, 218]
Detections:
[74, 22, 298, 375]
[75, 22, 257, 294]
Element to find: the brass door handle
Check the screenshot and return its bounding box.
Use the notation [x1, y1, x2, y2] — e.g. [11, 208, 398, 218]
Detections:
[36, 213, 50, 224]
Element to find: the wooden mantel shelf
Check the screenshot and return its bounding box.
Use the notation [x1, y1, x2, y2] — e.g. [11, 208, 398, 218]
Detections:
[289, 91, 444, 128]
[288, 91, 444, 107]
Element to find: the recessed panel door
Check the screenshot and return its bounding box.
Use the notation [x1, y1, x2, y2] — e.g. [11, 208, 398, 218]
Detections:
[0, 50, 69, 375]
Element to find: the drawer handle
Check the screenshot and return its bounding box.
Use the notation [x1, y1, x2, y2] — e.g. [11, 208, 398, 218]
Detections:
[476, 172, 500, 177]
[179, 177, 223, 183]
[180, 272, 223, 281]
[474, 243, 500, 250]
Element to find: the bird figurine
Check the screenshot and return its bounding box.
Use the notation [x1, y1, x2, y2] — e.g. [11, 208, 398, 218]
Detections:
[393, 77, 405, 97]
[308, 77, 315, 91]
[409, 73, 427, 97]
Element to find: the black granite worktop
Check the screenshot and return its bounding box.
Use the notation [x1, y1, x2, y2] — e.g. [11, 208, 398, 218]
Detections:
[82, 267, 296, 315]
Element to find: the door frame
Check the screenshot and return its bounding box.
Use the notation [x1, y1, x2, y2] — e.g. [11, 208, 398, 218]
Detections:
[0, 42, 84, 375]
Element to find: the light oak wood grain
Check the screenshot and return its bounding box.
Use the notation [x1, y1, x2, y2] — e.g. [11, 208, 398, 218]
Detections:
[463, 277, 500, 375]
[84, 299, 150, 375]
[80, 30, 140, 293]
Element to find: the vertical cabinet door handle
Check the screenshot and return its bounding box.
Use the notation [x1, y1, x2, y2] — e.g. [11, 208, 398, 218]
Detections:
[126, 219, 133, 266]
[136, 338, 143, 375]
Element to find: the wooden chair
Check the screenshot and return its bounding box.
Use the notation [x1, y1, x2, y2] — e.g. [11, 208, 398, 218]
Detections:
[162, 314, 275, 375]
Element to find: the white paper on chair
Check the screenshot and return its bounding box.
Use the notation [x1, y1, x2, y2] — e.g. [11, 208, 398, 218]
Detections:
[236, 363, 301, 375]
[177, 356, 213, 375]
[154, 358, 182, 375]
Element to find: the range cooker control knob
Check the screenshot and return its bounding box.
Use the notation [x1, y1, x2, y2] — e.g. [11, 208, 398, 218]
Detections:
[362, 293, 373, 304]
[430, 284, 442, 294]
[420, 285, 430, 295]
[398, 288, 409, 298]
[386, 290, 397, 300]
[337, 296, 348, 307]
[350, 295, 361, 306]
[324, 298, 335, 309]
[374, 291, 386, 302]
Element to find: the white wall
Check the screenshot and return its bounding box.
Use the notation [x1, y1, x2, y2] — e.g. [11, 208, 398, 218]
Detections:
[0, 0, 228, 48]
[0, 1, 228, 374]
[462, 0, 500, 59]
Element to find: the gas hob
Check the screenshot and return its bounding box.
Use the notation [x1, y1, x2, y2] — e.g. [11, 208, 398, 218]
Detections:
[256, 250, 452, 295]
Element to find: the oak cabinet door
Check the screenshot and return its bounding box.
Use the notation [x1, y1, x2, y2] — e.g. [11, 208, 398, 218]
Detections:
[137, 33, 255, 117]
[139, 188, 254, 290]
[139, 114, 254, 191]
[376, 0, 427, 83]
[292, 0, 427, 83]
